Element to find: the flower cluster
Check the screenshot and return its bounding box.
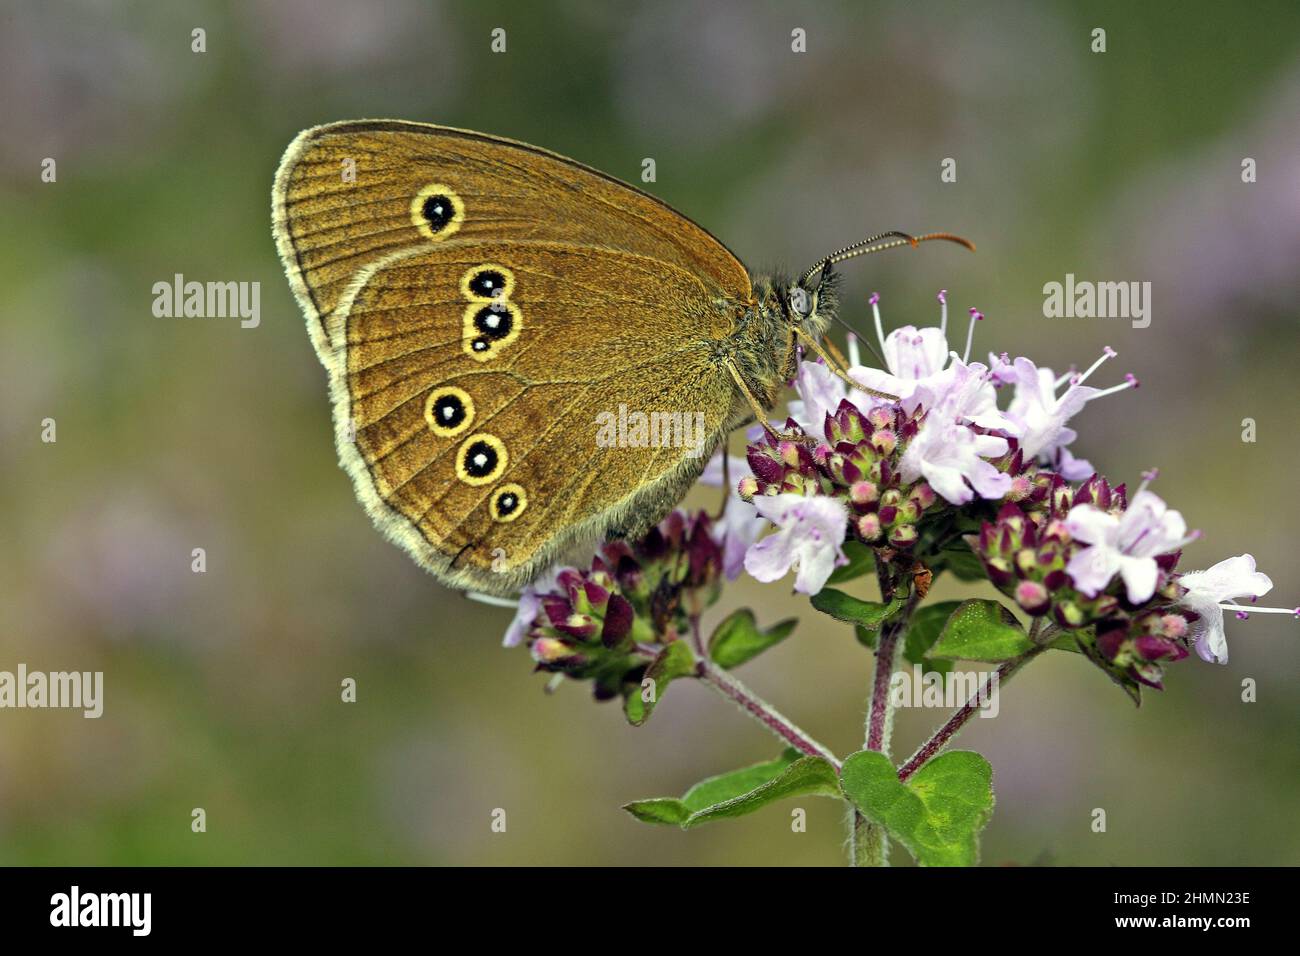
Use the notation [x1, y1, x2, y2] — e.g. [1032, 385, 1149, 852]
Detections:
[507, 510, 723, 700]
[741, 399, 946, 565]
[971, 474, 1195, 687]
[734, 292, 1135, 594]
[732, 290, 1292, 684]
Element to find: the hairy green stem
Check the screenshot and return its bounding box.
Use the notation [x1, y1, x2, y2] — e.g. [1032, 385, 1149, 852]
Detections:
[896, 619, 1054, 782]
[850, 564, 918, 866]
[695, 659, 841, 769]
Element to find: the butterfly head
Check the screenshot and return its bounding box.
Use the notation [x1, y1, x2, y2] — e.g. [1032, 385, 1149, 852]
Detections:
[782, 265, 838, 343]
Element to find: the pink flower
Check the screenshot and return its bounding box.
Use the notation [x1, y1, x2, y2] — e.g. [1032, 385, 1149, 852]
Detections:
[1064, 489, 1193, 602]
[744, 493, 848, 595]
[997, 348, 1136, 479]
[846, 292, 984, 410]
[898, 415, 1011, 505]
[1178, 554, 1292, 664]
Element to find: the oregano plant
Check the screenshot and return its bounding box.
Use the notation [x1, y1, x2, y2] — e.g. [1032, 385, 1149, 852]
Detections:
[499, 291, 1296, 865]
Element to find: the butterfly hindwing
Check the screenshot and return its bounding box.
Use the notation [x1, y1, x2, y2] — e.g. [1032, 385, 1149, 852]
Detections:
[329, 240, 737, 594]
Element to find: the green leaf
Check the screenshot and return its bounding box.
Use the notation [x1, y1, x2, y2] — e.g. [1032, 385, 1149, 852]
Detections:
[827, 539, 875, 584]
[620, 798, 692, 826]
[810, 588, 904, 632]
[854, 624, 877, 650]
[682, 755, 841, 828]
[903, 600, 963, 675]
[622, 749, 840, 829]
[928, 599, 1033, 662]
[623, 749, 801, 825]
[840, 750, 994, 867]
[622, 640, 696, 726]
[707, 609, 797, 670]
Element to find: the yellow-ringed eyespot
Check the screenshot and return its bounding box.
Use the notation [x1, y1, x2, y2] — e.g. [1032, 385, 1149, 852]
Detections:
[455, 433, 508, 485]
[461, 300, 522, 360]
[423, 386, 475, 438]
[489, 483, 527, 522]
[410, 184, 464, 241]
[459, 264, 515, 302]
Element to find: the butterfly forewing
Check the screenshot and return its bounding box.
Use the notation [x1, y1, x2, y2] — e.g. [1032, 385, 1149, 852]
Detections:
[273, 121, 753, 367]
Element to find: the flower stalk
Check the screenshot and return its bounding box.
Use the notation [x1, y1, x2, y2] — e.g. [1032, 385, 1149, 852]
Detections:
[695, 658, 841, 769]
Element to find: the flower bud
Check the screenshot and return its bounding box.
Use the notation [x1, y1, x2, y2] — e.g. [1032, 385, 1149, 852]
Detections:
[857, 512, 882, 541]
[1053, 600, 1087, 629]
[867, 405, 894, 431]
[531, 637, 580, 665]
[1006, 475, 1034, 501]
[910, 482, 937, 510]
[1160, 613, 1189, 639]
[849, 481, 878, 506]
[888, 524, 918, 549]
[1014, 580, 1051, 615]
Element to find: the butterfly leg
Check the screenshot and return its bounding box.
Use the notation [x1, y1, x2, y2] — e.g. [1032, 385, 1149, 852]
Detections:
[794, 327, 899, 402]
[821, 335, 851, 370]
[725, 359, 813, 445]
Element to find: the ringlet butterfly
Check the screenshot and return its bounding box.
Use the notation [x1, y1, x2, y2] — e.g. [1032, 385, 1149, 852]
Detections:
[272, 120, 969, 597]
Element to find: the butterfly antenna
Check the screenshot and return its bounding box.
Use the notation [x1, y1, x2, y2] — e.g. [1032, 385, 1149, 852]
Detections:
[799, 231, 975, 286]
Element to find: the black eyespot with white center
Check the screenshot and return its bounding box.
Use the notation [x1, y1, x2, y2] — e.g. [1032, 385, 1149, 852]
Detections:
[490, 483, 528, 522]
[424, 386, 475, 438]
[467, 443, 495, 475]
[421, 195, 453, 232]
[456, 433, 507, 486]
[411, 184, 463, 241]
[473, 305, 513, 339]
[469, 270, 507, 298]
[435, 395, 464, 425]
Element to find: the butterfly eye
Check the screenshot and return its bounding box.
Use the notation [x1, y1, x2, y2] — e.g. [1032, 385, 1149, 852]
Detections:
[789, 286, 813, 318]
[456, 433, 508, 485]
[461, 264, 515, 301]
[424, 386, 475, 438]
[410, 183, 464, 241]
[489, 483, 528, 522]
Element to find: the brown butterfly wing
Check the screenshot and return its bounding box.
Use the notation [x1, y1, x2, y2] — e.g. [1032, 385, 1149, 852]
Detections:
[330, 241, 737, 594]
[273, 120, 753, 368]
[272, 121, 759, 594]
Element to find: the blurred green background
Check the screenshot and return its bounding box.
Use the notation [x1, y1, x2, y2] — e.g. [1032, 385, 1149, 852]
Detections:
[2, 0, 1297, 866]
